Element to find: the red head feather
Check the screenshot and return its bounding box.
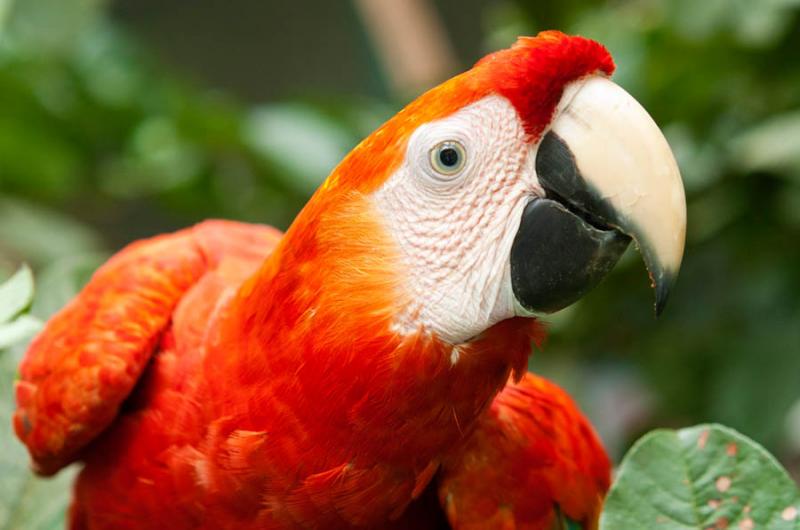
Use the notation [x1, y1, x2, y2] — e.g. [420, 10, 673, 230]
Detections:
[474, 31, 615, 139]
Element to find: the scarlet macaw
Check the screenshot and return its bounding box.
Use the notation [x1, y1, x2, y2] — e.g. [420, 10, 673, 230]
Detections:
[14, 31, 685, 529]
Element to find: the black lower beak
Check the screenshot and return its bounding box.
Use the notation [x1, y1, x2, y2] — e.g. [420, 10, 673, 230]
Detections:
[510, 198, 630, 314]
[510, 131, 633, 314]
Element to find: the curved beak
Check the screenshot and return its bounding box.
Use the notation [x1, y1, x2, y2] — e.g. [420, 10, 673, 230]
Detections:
[511, 77, 686, 316]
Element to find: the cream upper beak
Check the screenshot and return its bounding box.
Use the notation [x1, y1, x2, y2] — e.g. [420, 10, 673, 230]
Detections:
[539, 76, 687, 313]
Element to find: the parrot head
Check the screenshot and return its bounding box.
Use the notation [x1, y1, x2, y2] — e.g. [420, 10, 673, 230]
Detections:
[223, 32, 676, 526]
[302, 30, 685, 345]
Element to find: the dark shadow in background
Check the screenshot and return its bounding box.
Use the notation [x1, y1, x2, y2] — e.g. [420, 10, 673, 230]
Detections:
[111, 0, 490, 102]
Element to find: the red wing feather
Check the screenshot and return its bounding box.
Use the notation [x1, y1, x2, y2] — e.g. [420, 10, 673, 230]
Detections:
[438, 372, 611, 530]
[13, 220, 281, 475]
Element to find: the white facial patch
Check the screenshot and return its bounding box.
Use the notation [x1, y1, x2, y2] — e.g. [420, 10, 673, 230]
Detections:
[372, 95, 541, 345]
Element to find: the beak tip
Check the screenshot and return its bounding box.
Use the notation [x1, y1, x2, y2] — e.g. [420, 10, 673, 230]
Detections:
[653, 270, 676, 317]
[655, 294, 667, 317]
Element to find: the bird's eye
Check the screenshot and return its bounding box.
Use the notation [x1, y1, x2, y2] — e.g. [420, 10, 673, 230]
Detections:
[430, 140, 466, 176]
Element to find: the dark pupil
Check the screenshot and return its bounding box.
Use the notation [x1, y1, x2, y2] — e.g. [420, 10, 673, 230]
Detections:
[438, 147, 459, 168]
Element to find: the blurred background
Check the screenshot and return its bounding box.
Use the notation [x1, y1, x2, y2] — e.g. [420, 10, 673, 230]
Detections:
[1, 0, 799, 524]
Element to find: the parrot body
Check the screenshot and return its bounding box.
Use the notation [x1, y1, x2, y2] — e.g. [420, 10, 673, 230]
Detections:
[16, 220, 601, 530]
[14, 31, 687, 529]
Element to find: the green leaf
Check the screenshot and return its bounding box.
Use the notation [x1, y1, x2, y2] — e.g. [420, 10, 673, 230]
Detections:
[0, 196, 101, 266]
[0, 265, 69, 529]
[100, 116, 204, 198]
[0, 347, 74, 530]
[600, 424, 800, 530]
[0, 315, 41, 350]
[0, 266, 34, 325]
[2, 0, 104, 57]
[0, 0, 13, 37]
[731, 111, 800, 178]
[242, 103, 356, 195]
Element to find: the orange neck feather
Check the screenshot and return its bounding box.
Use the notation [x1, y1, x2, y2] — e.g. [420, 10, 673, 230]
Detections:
[210, 189, 543, 471]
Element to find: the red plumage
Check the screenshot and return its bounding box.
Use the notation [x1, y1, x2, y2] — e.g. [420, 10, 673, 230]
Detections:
[438, 373, 611, 530]
[14, 32, 614, 529]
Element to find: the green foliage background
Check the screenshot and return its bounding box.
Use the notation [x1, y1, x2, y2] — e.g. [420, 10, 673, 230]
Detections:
[0, 0, 799, 521]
